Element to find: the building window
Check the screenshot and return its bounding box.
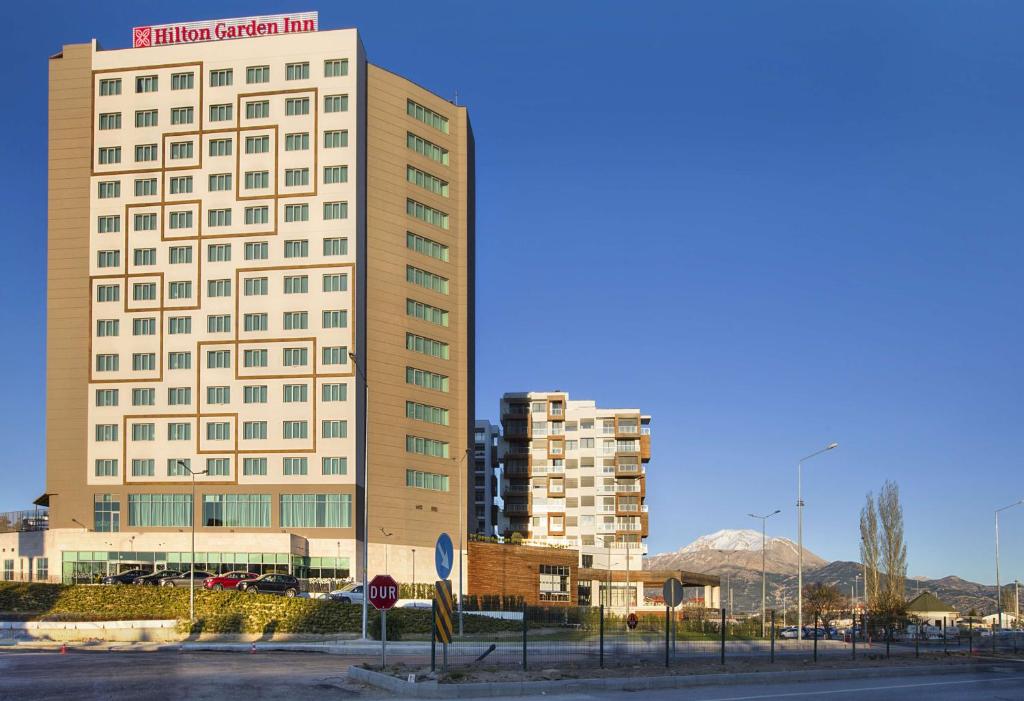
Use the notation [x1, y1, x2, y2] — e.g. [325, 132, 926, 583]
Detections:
[135, 178, 158, 196]
[285, 97, 310, 115]
[284, 205, 309, 222]
[246, 65, 270, 84]
[323, 165, 348, 184]
[169, 176, 193, 194]
[208, 279, 231, 297]
[94, 494, 120, 532]
[324, 130, 348, 148]
[324, 237, 348, 256]
[208, 208, 232, 227]
[95, 424, 118, 442]
[323, 201, 347, 220]
[133, 213, 157, 231]
[206, 422, 230, 441]
[99, 78, 122, 96]
[407, 198, 450, 230]
[245, 100, 270, 119]
[317, 382, 347, 404]
[406, 332, 449, 360]
[209, 69, 232, 87]
[97, 285, 120, 303]
[168, 281, 192, 299]
[285, 168, 309, 187]
[132, 388, 155, 406]
[209, 138, 232, 157]
[95, 389, 119, 407]
[283, 311, 308, 330]
[243, 458, 267, 476]
[286, 62, 310, 80]
[167, 316, 191, 334]
[245, 242, 268, 261]
[406, 232, 449, 262]
[205, 458, 230, 476]
[208, 243, 231, 262]
[322, 273, 347, 292]
[324, 58, 348, 77]
[283, 384, 308, 403]
[128, 494, 192, 527]
[135, 110, 158, 128]
[284, 240, 309, 258]
[245, 205, 268, 224]
[245, 170, 269, 189]
[406, 469, 449, 492]
[209, 103, 233, 122]
[207, 386, 230, 404]
[169, 211, 193, 229]
[132, 459, 155, 476]
[170, 107, 194, 125]
[135, 75, 158, 93]
[324, 94, 348, 113]
[407, 265, 449, 294]
[95, 459, 118, 477]
[98, 113, 121, 130]
[168, 423, 191, 441]
[168, 387, 191, 405]
[285, 132, 309, 151]
[407, 299, 448, 327]
[407, 132, 449, 165]
[171, 72, 194, 90]
[98, 180, 121, 198]
[203, 494, 270, 527]
[207, 314, 231, 333]
[280, 494, 351, 528]
[135, 144, 159, 163]
[539, 565, 571, 602]
[322, 310, 347, 329]
[97, 250, 120, 268]
[131, 423, 155, 441]
[407, 99, 450, 133]
[245, 136, 269, 153]
[96, 319, 119, 337]
[283, 457, 308, 475]
[244, 313, 268, 332]
[170, 141, 194, 160]
[35, 558, 48, 581]
[244, 349, 267, 368]
[243, 421, 268, 440]
[406, 401, 449, 426]
[243, 386, 268, 404]
[322, 420, 347, 438]
[406, 367, 449, 392]
[98, 147, 121, 164]
[407, 165, 449, 197]
[283, 421, 308, 439]
[322, 457, 347, 475]
[322, 346, 347, 365]
[132, 353, 156, 371]
[207, 350, 231, 369]
[97, 215, 121, 233]
[406, 435, 449, 458]
[134, 248, 156, 266]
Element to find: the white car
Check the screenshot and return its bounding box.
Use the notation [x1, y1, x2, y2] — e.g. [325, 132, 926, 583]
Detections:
[779, 626, 800, 639]
[329, 583, 364, 604]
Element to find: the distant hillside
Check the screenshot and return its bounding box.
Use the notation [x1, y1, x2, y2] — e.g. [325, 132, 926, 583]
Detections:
[645, 530, 1000, 616]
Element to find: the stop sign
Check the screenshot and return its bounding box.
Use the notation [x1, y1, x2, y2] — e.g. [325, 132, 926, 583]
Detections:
[368, 574, 399, 610]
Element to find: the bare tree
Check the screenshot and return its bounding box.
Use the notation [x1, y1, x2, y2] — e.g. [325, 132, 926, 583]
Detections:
[859, 492, 881, 610]
[878, 481, 907, 616]
[803, 582, 848, 637]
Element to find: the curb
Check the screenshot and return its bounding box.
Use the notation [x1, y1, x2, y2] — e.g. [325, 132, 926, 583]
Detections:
[346, 662, 997, 698]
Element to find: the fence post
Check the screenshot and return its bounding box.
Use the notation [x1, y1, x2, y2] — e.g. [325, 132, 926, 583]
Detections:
[521, 602, 528, 671]
[770, 609, 775, 663]
[915, 621, 919, 658]
[813, 614, 818, 662]
[942, 618, 946, 655]
[431, 598, 436, 672]
[886, 623, 890, 658]
[852, 611, 856, 660]
[993, 622, 997, 654]
[665, 606, 670, 668]
[599, 604, 604, 669]
[720, 607, 726, 665]
[969, 619, 973, 655]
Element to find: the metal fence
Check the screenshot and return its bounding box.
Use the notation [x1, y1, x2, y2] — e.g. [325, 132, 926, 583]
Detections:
[429, 606, 1024, 671]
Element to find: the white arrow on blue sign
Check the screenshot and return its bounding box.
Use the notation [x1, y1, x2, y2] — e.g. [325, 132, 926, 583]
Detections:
[435, 532, 454, 580]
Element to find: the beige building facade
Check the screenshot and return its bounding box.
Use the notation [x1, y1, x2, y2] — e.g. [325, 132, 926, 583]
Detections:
[28, 17, 473, 586]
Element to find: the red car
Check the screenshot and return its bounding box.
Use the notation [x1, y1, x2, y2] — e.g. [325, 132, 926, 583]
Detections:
[203, 571, 259, 591]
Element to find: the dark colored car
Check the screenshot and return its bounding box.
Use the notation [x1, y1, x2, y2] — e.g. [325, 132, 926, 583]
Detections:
[160, 570, 213, 588]
[237, 573, 300, 597]
[203, 571, 259, 591]
[134, 569, 183, 586]
[101, 569, 150, 585]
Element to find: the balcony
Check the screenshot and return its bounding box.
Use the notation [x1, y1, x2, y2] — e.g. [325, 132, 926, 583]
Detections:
[504, 484, 529, 496]
[505, 502, 529, 514]
[614, 462, 643, 478]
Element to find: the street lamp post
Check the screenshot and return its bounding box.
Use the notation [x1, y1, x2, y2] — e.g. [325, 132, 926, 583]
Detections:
[454, 449, 471, 635]
[349, 352, 370, 640]
[177, 460, 208, 623]
[749, 509, 781, 637]
[995, 499, 1023, 629]
[797, 443, 838, 641]
[381, 528, 393, 573]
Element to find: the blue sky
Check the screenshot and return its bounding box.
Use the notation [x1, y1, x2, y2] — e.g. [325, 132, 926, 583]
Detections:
[2, 1, 1022, 584]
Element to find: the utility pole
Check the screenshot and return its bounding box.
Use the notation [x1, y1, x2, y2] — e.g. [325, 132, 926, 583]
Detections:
[349, 352, 370, 640]
[749, 510, 781, 637]
[797, 443, 838, 640]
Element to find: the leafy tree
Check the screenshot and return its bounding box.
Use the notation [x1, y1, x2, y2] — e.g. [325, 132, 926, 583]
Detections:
[803, 582, 848, 636]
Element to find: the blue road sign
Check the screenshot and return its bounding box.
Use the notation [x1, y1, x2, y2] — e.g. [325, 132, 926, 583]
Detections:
[435, 532, 454, 580]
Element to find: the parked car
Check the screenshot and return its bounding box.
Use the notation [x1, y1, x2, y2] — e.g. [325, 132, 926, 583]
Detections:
[160, 570, 213, 587]
[802, 627, 827, 639]
[778, 626, 800, 639]
[237, 573, 300, 597]
[101, 569, 150, 585]
[203, 571, 259, 591]
[134, 569, 183, 586]
[329, 583, 365, 604]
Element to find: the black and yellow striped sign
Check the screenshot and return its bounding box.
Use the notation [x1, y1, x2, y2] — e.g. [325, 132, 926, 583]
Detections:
[434, 579, 453, 644]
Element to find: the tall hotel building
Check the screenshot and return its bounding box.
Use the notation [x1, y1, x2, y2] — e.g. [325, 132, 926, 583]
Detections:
[29, 14, 474, 585]
[497, 393, 651, 587]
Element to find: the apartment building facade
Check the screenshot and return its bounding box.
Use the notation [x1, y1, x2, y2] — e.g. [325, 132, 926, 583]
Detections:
[497, 392, 651, 605]
[472, 420, 500, 536]
[29, 13, 474, 585]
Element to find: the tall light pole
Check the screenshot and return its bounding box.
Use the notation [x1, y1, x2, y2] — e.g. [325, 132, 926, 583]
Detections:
[749, 509, 780, 637]
[349, 352, 370, 640]
[411, 548, 416, 594]
[177, 460, 208, 623]
[995, 499, 1023, 629]
[797, 443, 838, 640]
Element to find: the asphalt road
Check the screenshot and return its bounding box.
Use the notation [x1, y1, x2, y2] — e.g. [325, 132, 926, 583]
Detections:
[2, 650, 1023, 701]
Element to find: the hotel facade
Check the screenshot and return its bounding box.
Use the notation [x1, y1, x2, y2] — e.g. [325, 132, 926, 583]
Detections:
[3, 15, 474, 586]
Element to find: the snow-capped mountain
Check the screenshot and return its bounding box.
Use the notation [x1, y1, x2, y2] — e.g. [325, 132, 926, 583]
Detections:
[647, 528, 828, 575]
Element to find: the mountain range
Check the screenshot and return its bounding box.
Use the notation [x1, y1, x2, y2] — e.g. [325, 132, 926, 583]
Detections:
[645, 529, 1004, 616]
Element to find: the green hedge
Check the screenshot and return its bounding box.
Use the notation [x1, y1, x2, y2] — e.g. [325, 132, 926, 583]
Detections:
[0, 582, 519, 636]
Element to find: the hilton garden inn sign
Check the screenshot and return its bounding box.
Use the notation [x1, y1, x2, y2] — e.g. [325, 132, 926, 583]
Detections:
[133, 12, 318, 48]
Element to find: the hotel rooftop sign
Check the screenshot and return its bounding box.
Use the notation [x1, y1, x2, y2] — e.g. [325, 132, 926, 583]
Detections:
[132, 12, 318, 48]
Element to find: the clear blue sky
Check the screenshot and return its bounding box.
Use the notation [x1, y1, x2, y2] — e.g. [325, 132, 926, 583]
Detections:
[2, 1, 1022, 584]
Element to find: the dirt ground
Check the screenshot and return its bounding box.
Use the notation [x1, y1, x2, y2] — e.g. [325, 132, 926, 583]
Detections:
[373, 650, 985, 684]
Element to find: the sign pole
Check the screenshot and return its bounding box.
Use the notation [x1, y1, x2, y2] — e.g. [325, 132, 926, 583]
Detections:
[381, 608, 387, 668]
